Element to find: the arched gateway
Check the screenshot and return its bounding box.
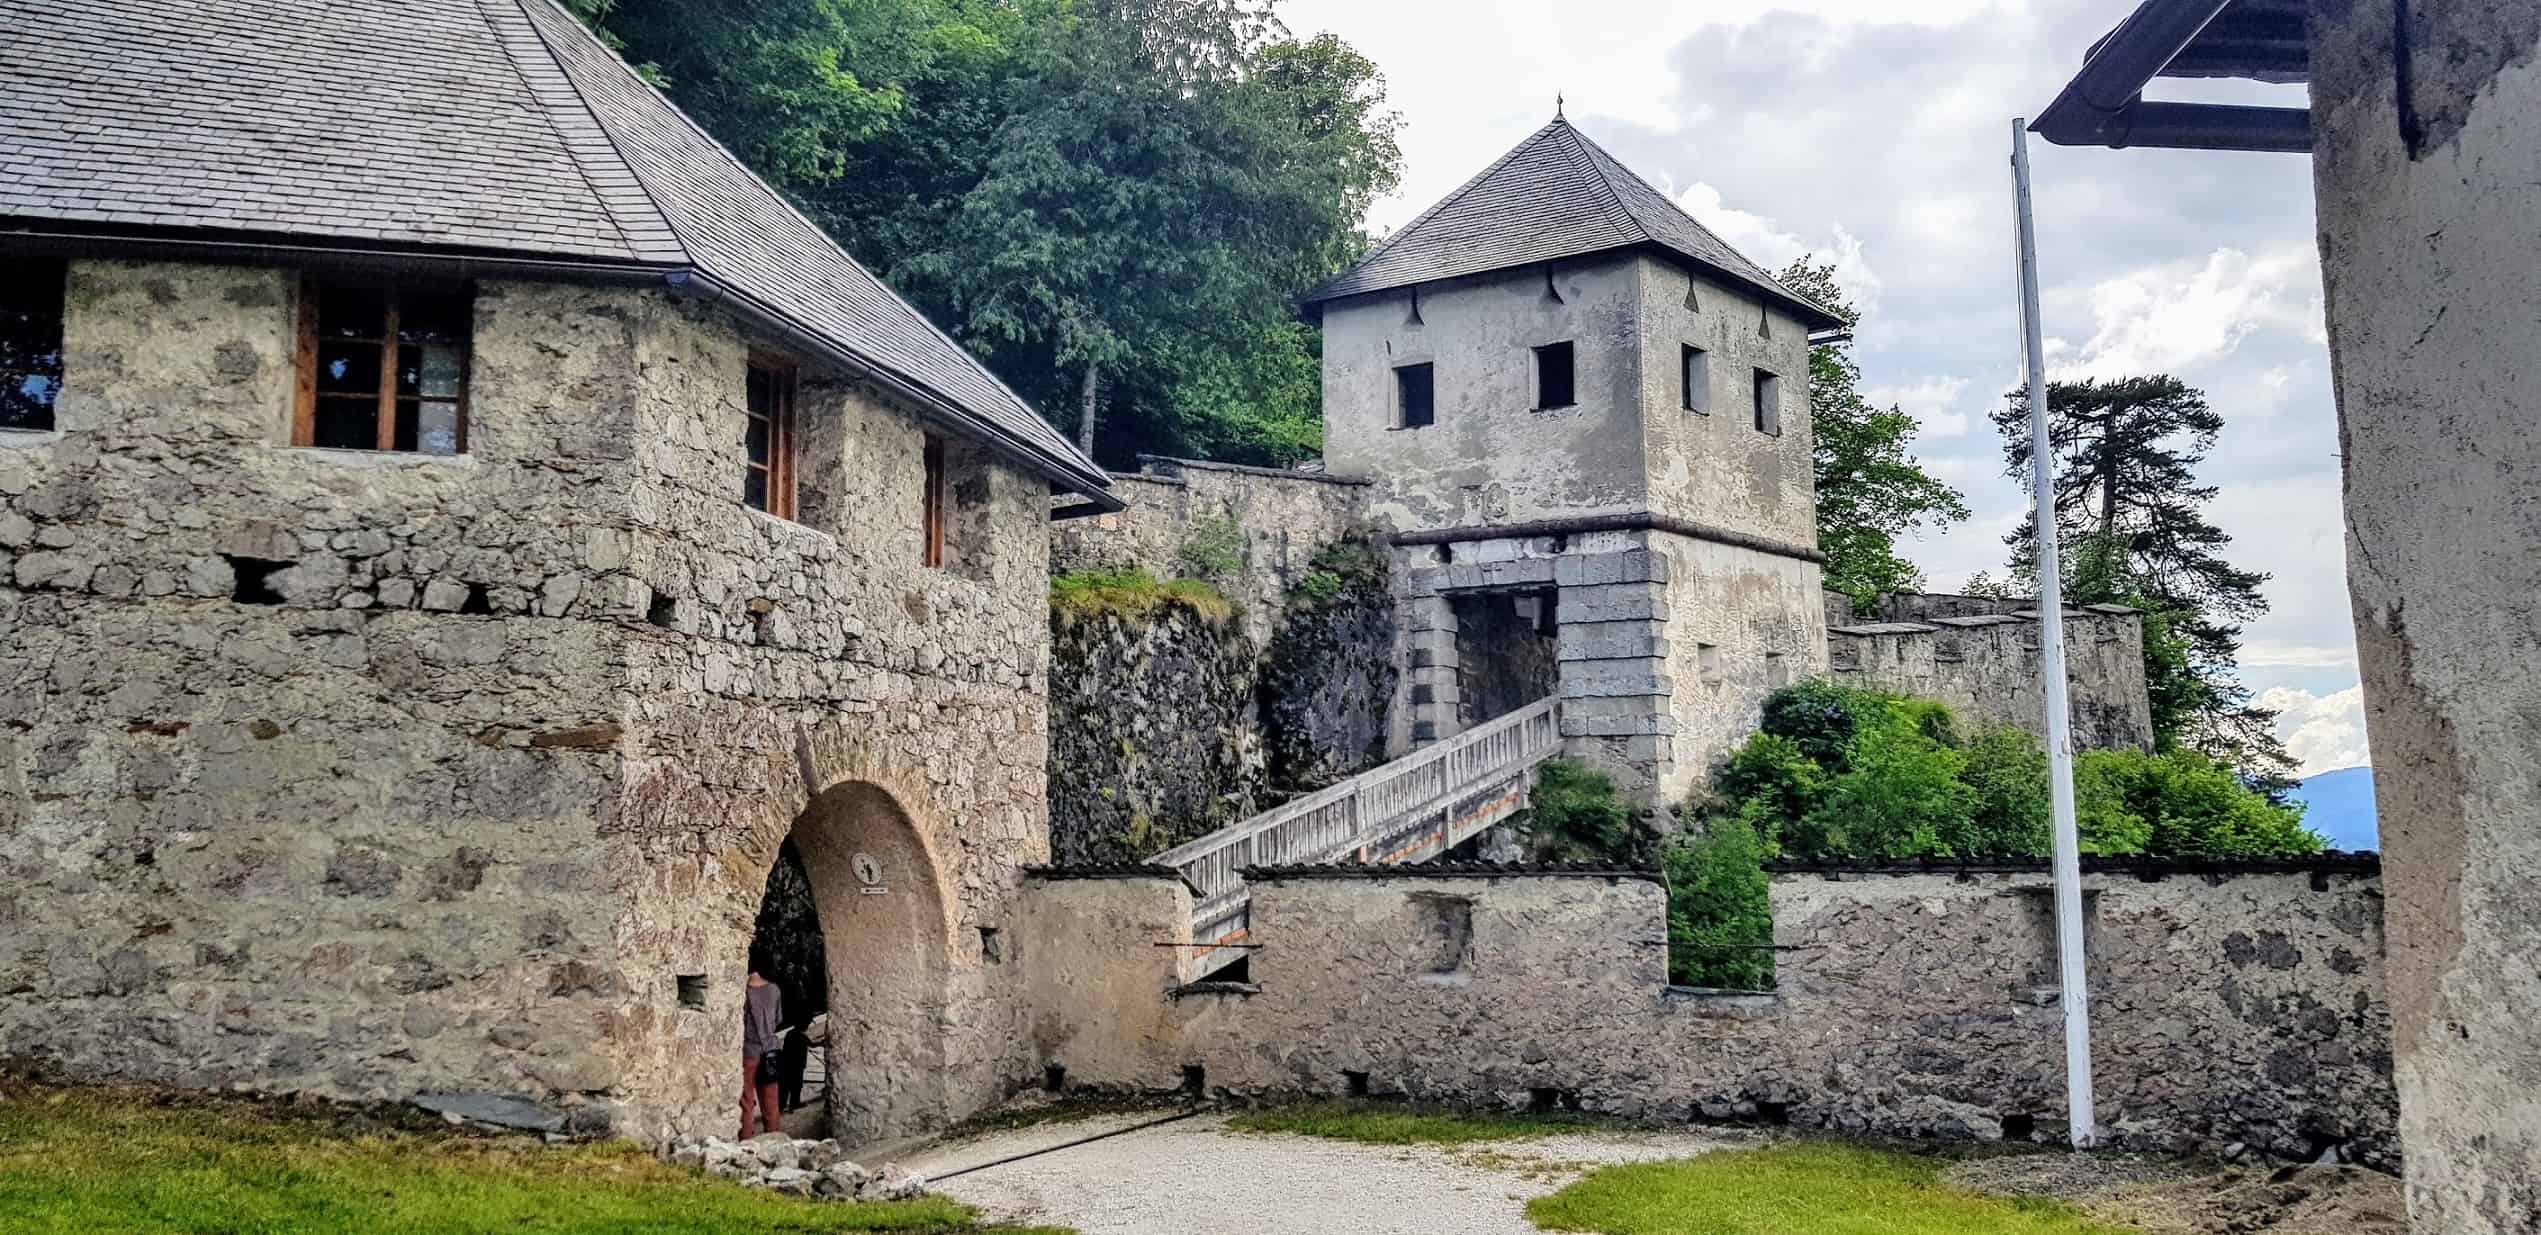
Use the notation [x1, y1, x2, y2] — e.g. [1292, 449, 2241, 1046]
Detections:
[751, 780, 955, 1145]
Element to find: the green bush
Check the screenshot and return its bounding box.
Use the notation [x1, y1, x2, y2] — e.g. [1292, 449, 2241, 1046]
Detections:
[1955, 727, 2053, 857]
[1720, 681, 2319, 864]
[1519, 757, 1640, 863]
[1800, 714, 1974, 859]
[1663, 803, 1775, 990]
[2072, 747, 2322, 858]
[1713, 733, 1822, 852]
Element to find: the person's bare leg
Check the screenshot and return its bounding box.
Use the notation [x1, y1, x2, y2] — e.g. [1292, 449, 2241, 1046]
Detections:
[739, 1058, 760, 1140]
[757, 1078, 782, 1136]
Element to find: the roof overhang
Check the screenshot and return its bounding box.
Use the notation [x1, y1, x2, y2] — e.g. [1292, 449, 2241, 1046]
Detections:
[2032, 0, 2312, 154]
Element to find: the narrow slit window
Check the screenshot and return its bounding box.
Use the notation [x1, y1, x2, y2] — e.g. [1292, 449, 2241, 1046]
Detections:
[1752, 369, 1782, 436]
[1395, 362, 1434, 428]
[1681, 345, 1710, 414]
[743, 355, 797, 519]
[295, 277, 471, 455]
[1, 259, 66, 432]
[1533, 341, 1574, 410]
[922, 433, 947, 568]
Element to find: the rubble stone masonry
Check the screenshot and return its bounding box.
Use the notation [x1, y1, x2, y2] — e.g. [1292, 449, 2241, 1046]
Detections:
[1028, 860, 2395, 1166]
[0, 260, 1052, 1143]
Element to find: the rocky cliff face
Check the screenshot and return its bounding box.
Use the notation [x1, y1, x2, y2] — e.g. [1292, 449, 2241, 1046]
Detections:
[1047, 592, 1263, 865]
[1261, 543, 1397, 794]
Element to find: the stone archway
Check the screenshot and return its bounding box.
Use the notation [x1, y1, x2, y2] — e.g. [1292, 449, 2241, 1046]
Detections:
[763, 779, 954, 1145]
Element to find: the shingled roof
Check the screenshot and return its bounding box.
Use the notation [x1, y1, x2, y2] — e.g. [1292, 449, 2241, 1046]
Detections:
[1303, 115, 1843, 330]
[0, 0, 1115, 504]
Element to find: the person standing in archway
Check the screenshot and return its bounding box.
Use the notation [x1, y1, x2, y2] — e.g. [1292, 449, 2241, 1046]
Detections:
[739, 957, 784, 1139]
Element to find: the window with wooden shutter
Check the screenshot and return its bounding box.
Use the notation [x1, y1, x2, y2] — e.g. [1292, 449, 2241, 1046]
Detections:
[296, 277, 471, 454]
[744, 355, 797, 519]
[922, 433, 947, 568]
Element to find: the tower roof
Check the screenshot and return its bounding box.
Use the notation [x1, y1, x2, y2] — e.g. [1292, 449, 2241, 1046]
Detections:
[1303, 116, 1843, 330]
[0, 0, 1113, 504]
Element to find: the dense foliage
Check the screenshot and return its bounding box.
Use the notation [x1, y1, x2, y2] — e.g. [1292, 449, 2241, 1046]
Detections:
[1978, 375, 2297, 792]
[1668, 681, 2322, 987]
[1518, 758, 1642, 864]
[1779, 261, 1969, 607]
[573, 0, 1402, 467]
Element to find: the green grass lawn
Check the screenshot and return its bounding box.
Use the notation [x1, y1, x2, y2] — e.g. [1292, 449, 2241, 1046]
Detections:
[1226, 1100, 1593, 1146]
[1527, 1143, 2132, 1235]
[0, 1081, 1068, 1235]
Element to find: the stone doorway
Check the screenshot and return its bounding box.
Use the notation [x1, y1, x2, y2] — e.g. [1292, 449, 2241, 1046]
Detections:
[749, 780, 953, 1147]
[1450, 588, 1559, 727]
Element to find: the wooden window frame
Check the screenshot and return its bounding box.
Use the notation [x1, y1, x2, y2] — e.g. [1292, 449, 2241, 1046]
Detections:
[922, 433, 947, 568]
[744, 353, 798, 520]
[293, 276, 472, 454]
[1681, 344, 1710, 415]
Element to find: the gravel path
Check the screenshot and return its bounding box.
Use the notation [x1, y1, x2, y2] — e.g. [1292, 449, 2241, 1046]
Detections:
[885, 1112, 1739, 1235]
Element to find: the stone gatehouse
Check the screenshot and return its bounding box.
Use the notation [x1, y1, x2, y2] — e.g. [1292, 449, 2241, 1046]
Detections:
[0, 0, 1117, 1143]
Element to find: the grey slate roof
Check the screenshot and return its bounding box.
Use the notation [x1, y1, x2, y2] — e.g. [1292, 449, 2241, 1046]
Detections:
[1303, 116, 1843, 330]
[0, 0, 1112, 502]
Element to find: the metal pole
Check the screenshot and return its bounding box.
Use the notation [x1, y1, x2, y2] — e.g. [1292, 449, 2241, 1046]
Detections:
[2011, 116, 2097, 1149]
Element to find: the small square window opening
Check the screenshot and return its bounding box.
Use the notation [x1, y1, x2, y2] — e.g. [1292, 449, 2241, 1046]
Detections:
[1681, 345, 1709, 414]
[1752, 369, 1782, 436]
[743, 355, 797, 519]
[1533, 341, 1574, 410]
[1, 259, 67, 432]
[1395, 362, 1434, 428]
[295, 277, 473, 455]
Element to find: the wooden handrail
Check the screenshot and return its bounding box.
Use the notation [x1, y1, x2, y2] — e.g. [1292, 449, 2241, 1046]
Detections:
[1158, 697, 1563, 978]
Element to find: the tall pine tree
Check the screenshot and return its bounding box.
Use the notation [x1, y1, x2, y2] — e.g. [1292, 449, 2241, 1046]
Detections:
[1988, 375, 2297, 792]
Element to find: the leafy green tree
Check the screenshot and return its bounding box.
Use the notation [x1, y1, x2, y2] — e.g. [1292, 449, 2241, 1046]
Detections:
[1777, 260, 1969, 606]
[1991, 375, 2297, 791]
[575, 0, 1401, 466]
[914, 3, 1400, 462]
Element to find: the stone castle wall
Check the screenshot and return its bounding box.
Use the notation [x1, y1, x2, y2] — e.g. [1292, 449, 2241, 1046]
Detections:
[0, 259, 1054, 1144]
[1827, 592, 2153, 751]
[1049, 457, 1369, 649]
[1026, 860, 2396, 1165]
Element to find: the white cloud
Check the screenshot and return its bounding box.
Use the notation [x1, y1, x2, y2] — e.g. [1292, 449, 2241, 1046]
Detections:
[2059, 247, 2326, 378]
[1864, 375, 1971, 437]
[2258, 685, 2371, 777]
[1674, 183, 1883, 313]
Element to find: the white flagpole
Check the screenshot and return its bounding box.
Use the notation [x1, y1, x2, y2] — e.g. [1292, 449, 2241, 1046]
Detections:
[2011, 116, 2097, 1149]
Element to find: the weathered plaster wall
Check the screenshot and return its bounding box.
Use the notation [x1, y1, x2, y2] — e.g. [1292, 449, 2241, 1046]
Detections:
[2310, 0, 2541, 1226]
[1320, 257, 1650, 533]
[1635, 257, 1818, 548]
[0, 261, 1057, 1147]
[1654, 534, 1828, 793]
[1829, 604, 2152, 752]
[1038, 864, 2396, 1166]
[1048, 457, 1369, 649]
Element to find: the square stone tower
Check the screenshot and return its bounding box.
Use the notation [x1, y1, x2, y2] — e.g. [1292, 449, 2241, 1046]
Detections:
[1303, 114, 1844, 804]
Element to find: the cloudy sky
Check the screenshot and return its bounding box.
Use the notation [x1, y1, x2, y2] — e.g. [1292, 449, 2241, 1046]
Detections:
[1282, 0, 2368, 778]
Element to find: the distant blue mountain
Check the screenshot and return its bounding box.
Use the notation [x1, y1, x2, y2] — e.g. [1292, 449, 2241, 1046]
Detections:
[2290, 766, 2378, 852]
